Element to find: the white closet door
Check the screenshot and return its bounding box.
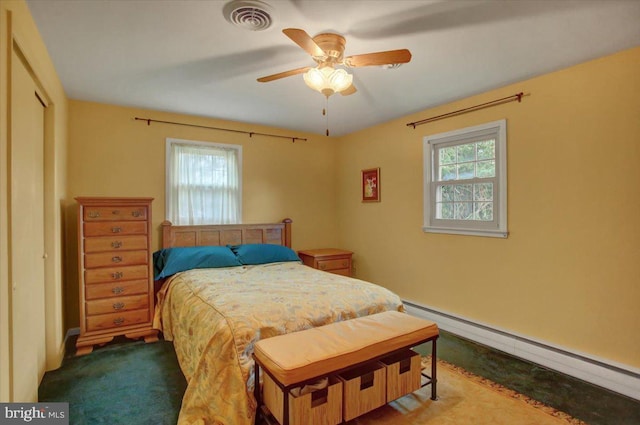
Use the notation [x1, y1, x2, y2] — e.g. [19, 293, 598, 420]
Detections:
[10, 49, 46, 402]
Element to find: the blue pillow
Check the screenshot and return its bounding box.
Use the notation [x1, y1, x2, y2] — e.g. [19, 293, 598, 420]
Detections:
[153, 246, 241, 280]
[229, 244, 300, 265]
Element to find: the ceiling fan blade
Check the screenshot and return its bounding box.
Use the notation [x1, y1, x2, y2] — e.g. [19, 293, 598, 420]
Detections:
[340, 84, 357, 96]
[344, 49, 412, 67]
[257, 66, 312, 83]
[283, 28, 326, 58]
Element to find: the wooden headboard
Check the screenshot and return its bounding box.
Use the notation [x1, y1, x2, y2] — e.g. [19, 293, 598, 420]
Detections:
[161, 218, 292, 249]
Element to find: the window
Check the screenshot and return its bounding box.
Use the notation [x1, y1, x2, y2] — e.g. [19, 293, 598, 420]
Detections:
[423, 119, 507, 238]
[166, 138, 242, 225]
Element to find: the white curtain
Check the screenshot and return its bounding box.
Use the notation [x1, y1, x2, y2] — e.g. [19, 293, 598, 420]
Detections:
[169, 142, 240, 225]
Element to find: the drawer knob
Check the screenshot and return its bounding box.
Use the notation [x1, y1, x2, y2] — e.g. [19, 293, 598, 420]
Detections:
[112, 256, 123, 263]
[112, 210, 120, 215]
[113, 317, 125, 326]
[88, 211, 100, 218]
[111, 227, 122, 233]
[132, 210, 142, 217]
[112, 286, 124, 294]
[111, 241, 122, 249]
[319, 264, 326, 270]
[111, 271, 123, 280]
[342, 261, 348, 267]
[113, 302, 125, 310]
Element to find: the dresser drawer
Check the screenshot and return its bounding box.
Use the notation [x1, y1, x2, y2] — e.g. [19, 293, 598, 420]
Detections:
[327, 268, 350, 277]
[84, 221, 147, 237]
[84, 250, 148, 269]
[86, 309, 150, 332]
[85, 264, 148, 284]
[84, 206, 148, 221]
[86, 294, 149, 316]
[317, 258, 351, 272]
[85, 279, 149, 300]
[84, 235, 148, 253]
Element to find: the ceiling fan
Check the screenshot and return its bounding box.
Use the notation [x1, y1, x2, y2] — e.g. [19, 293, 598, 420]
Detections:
[257, 28, 412, 97]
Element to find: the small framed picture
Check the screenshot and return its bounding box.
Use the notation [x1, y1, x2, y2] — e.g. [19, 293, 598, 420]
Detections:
[361, 167, 380, 202]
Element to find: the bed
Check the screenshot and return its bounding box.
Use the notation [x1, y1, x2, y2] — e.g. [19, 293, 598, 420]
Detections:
[153, 219, 404, 425]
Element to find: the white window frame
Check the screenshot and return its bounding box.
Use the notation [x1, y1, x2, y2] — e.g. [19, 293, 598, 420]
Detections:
[165, 137, 242, 224]
[423, 119, 507, 238]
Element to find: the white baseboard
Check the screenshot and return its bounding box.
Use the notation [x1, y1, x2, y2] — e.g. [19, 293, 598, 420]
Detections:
[403, 300, 640, 401]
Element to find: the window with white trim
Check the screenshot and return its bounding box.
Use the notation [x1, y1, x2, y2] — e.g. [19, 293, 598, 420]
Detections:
[423, 119, 507, 238]
[166, 138, 242, 225]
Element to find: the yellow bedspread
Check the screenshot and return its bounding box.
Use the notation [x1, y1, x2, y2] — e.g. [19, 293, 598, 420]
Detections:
[154, 262, 404, 425]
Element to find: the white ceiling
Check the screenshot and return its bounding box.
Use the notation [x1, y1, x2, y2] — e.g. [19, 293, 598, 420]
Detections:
[26, 0, 640, 137]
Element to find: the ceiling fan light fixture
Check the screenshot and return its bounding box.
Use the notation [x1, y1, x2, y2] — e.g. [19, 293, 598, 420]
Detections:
[223, 0, 274, 31]
[303, 66, 353, 96]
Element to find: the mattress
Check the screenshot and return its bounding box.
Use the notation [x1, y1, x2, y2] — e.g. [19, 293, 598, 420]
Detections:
[153, 261, 404, 425]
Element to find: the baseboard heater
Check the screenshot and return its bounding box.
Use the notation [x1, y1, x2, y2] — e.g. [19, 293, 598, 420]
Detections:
[403, 299, 640, 401]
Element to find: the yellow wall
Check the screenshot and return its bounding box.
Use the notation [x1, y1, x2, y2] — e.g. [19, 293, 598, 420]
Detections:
[65, 101, 340, 327]
[337, 47, 640, 367]
[0, 0, 68, 399]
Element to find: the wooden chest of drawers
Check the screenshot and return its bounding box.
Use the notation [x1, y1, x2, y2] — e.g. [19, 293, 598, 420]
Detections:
[298, 248, 353, 277]
[75, 197, 158, 355]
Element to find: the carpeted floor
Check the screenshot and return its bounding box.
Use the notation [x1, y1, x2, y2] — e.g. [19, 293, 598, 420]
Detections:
[39, 339, 186, 425]
[39, 331, 640, 425]
[413, 333, 640, 425]
[354, 357, 586, 425]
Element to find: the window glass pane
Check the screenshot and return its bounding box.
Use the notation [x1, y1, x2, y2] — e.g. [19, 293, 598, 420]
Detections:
[454, 184, 472, 201]
[477, 139, 495, 160]
[457, 143, 475, 162]
[474, 183, 493, 201]
[457, 163, 474, 179]
[437, 202, 454, 219]
[454, 202, 473, 220]
[474, 202, 494, 221]
[439, 165, 456, 181]
[169, 141, 241, 225]
[476, 160, 495, 178]
[439, 146, 456, 165]
[438, 185, 455, 202]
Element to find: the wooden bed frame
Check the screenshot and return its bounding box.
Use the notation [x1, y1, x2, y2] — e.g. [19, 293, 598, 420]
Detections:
[155, 218, 292, 296]
[160, 218, 292, 249]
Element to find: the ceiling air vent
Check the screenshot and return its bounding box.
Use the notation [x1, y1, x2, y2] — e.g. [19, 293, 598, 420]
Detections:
[223, 0, 274, 31]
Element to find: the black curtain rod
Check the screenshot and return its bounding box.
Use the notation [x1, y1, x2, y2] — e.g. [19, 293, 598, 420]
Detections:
[134, 117, 307, 143]
[406, 92, 525, 128]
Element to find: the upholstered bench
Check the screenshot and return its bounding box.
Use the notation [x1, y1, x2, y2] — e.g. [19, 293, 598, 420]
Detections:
[253, 311, 439, 425]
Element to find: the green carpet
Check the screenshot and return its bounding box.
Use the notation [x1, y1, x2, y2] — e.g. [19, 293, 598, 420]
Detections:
[39, 340, 186, 425]
[38, 332, 640, 425]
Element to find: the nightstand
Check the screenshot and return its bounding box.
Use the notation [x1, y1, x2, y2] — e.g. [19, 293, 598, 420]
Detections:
[298, 248, 353, 277]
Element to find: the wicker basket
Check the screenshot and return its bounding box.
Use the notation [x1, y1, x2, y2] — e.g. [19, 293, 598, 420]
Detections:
[263, 373, 342, 425]
[338, 362, 386, 421]
[380, 349, 422, 402]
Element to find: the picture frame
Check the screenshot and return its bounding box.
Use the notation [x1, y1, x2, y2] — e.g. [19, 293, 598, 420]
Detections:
[361, 167, 380, 202]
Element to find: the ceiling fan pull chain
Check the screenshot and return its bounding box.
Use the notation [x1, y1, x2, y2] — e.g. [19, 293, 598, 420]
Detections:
[324, 96, 330, 137]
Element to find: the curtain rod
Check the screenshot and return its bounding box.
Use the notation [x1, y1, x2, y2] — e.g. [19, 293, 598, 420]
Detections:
[134, 117, 308, 143]
[406, 92, 525, 128]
